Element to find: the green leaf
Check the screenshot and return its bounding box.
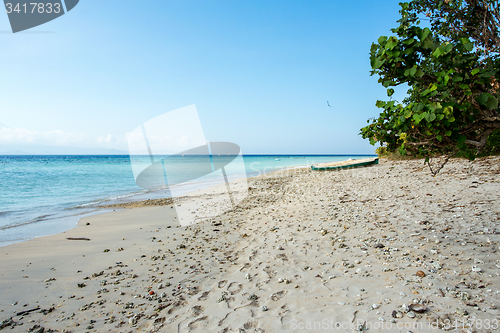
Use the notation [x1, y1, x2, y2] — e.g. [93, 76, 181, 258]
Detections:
[378, 36, 388, 44]
[486, 95, 498, 109]
[385, 37, 398, 50]
[387, 88, 395, 97]
[409, 67, 417, 77]
[471, 68, 480, 75]
[413, 113, 422, 124]
[432, 48, 443, 58]
[436, 135, 443, 141]
[461, 38, 474, 52]
[372, 58, 385, 69]
[382, 80, 394, 88]
[481, 71, 492, 79]
[413, 103, 424, 112]
[445, 130, 452, 136]
[418, 27, 431, 42]
[426, 113, 436, 122]
[422, 38, 433, 49]
[477, 93, 498, 109]
[478, 93, 488, 105]
[443, 43, 453, 53]
[460, 37, 471, 44]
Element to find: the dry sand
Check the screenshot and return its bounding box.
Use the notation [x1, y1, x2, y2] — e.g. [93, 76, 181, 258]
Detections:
[1, 157, 500, 332]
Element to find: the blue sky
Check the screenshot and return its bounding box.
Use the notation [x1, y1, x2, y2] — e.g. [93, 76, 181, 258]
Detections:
[0, 0, 407, 154]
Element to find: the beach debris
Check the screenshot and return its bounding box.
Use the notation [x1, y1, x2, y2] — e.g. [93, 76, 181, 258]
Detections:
[356, 268, 367, 275]
[0, 317, 14, 329]
[415, 270, 426, 278]
[27, 325, 49, 333]
[391, 310, 403, 318]
[66, 237, 90, 241]
[455, 308, 468, 316]
[103, 249, 110, 253]
[248, 294, 259, 301]
[40, 307, 55, 315]
[217, 292, 228, 303]
[471, 265, 482, 273]
[409, 304, 427, 313]
[262, 306, 268, 311]
[129, 314, 141, 325]
[373, 243, 384, 248]
[16, 307, 40, 316]
[406, 311, 416, 318]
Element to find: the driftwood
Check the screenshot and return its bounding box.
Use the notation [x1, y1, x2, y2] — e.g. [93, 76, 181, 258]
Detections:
[66, 237, 90, 241]
[16, 307, 40, 316]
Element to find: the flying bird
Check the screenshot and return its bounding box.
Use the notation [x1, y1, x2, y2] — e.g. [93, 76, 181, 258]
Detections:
[327, 101, 332, 107]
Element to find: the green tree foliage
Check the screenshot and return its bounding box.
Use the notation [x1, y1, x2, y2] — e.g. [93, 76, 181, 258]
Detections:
[361, 0, 500, 163]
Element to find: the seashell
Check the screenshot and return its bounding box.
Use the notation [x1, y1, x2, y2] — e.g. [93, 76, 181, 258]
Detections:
[416, 270, 426, 277]
[409, 304, 427, 313]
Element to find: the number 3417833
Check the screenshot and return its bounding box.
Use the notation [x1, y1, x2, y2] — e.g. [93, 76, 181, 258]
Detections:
[5, 3, 61, 14]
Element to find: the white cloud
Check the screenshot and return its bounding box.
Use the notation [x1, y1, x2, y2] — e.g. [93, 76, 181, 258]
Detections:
[97, 134, 117, 143]
[0, 126, 123, 148]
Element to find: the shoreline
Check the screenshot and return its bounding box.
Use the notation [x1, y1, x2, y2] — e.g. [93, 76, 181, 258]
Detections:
[1, 155, 366, 247]
[1, 156, 499, 332]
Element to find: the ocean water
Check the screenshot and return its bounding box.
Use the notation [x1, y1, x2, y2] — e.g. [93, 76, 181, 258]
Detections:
[0, 154, 374, 246]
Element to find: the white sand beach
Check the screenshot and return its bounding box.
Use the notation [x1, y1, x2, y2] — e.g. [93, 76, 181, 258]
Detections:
[1, 157, 500, 332]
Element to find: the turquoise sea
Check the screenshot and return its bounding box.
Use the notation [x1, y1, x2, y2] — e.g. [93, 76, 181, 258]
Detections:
[0, 155, 374, 246]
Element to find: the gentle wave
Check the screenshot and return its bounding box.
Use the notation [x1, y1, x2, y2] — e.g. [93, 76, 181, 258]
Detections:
[0, 214, 52, 230]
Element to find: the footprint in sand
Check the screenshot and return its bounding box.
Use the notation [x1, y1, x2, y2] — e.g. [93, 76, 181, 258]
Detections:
[270, 290, 286, 301]
[197, 291, 210, 301]
[242, 321, 258, 330]
[227, 282, 243, 295]
[187, 315, 209, 331]
[218, 280, 228, 288]
[189, 305, 204, 317]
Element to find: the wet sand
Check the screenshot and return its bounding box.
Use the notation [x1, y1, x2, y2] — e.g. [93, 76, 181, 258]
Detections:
[1, 156, 500, 332]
